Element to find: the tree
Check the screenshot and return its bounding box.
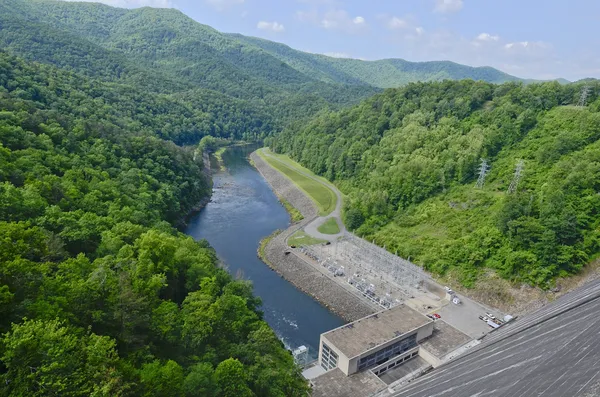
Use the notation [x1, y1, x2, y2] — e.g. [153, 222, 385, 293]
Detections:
[0, 319, 126, 397]
[183, 363, 216, 397]
[139, 360, 184, 397]
[214, 358, 254, 397]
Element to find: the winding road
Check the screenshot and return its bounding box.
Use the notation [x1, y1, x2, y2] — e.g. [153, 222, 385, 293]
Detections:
[258, 149, 346, 242]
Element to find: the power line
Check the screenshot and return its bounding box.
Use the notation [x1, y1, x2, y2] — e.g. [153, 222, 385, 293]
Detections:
[507, 160, 524, 194]
[475, 159, 490, 189]
[578, 85, 591, 107]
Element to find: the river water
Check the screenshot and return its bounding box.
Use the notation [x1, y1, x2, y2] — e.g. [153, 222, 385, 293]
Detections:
[185, 145, 344, 359]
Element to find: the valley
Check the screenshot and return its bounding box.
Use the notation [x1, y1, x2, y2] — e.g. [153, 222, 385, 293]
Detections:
[0, 0, 599, 396]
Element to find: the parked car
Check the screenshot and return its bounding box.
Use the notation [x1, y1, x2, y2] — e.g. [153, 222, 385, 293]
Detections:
[433, 313, 441, 319]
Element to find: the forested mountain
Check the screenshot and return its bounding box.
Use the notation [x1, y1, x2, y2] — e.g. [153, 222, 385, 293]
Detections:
[231, 34, 524, 88]
[271, 81, 600, 288]
[0, 51, 310, 396]
[0, 0, 531, 126]
[0, 0, 380, 127]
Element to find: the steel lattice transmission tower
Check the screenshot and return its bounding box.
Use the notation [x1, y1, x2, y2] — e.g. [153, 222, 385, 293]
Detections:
[507, 160, 525, 194]
[578, 85, 591, 107]
[475, 159, 490, 189]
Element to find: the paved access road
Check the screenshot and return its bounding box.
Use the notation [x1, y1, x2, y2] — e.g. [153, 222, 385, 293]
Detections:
[259, 149, 345, 242]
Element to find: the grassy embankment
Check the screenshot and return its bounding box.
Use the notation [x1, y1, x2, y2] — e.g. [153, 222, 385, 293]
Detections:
[213, 147, 227, 170]
[257, 148, 336, 216]
[281, 198, 304, 222]
[317, 218, 340, 235]
[258, 230, 281, 264]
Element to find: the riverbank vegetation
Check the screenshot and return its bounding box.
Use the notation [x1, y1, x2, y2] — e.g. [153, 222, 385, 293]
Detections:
[280, 198, 304, 222]
[272, 80, 600, 288]
[258, 230, 282, 262]
[0, 51, 309, 396]
[258, 149, 337, 216]
[318, 218, 341, 235]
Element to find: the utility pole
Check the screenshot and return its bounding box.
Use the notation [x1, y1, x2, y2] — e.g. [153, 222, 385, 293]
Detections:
[578, 85, 591, 107]
[475, 159, 490, 189]
[507, 160, 524, 194]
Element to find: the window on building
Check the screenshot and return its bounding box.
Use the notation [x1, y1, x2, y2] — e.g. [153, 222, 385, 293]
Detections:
[358, 334, 417, 371]
[320, 343, 338, 371]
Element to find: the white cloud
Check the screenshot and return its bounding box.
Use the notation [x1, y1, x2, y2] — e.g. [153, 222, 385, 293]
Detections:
[60, 0, 173, 8]
[388, 16, 408, 30]
[415, 27, 425, 36]
[323, 52, 351, 58]
[296, 10, 318, 23]
[434, 0, 464, 13]
[205, 0, 244, 11]
[297, 8, 367, 33]
[257, 21, 285, 32]
[353, 16, 365, 25]
[389, 26, 565, 79]
[476, 33, 500, 42]
[504, 41, 547, 50]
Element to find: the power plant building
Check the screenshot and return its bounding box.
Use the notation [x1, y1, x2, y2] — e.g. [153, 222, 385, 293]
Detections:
[318, 304, 434, 376]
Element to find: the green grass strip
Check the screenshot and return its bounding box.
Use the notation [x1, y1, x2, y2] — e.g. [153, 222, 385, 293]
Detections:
[317, 218, 340, 235]
[258, 149, 336, 216]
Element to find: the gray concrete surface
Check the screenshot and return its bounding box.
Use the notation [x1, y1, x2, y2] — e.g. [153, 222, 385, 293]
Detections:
[311, 368, 387, 397]
[418, 320, 471, 360]
[389, 279, 600, 397]
[437, 293, 504, 339]
[379, 357, 431, 385]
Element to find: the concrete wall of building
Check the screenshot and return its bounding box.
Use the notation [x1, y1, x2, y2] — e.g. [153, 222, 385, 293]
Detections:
[418, 345, 442, 368]
[348, 322, 433, 376]
[416, 322, 434, 342]
[348, 356, 359, 375]
[320, 336, 350, 375]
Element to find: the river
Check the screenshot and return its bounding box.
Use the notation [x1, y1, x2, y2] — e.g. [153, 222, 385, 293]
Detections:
[185, 145, 344, 360]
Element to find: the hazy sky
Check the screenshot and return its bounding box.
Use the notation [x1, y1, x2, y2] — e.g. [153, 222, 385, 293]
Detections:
[63, 0, 599, 81]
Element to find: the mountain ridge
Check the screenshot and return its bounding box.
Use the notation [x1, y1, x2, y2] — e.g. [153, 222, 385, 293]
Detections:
[229, 33, 529, 87]
[0, 0, 540, 96]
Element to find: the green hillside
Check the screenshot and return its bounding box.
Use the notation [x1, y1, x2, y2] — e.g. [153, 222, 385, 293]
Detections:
[0, 50, 309, 396]
[272, 80, 600, 288]
[0, 0, 538, 131]
[231, 34, 524, 88]
[0, 0, 379, 122]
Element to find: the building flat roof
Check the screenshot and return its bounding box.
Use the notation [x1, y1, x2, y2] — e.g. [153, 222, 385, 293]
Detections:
[322, 304, 432, 358]
[311, 368, 386, 397]
[419, 320, 472, 359]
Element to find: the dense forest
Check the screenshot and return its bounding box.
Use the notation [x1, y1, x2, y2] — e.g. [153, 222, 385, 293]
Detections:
[272, 80, 600, 287]
[0, 0, 380, 129]
[0, 51, 309, 396]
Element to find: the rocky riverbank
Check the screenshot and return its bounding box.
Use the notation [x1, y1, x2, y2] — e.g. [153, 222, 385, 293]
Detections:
[251, 151, 375, 322]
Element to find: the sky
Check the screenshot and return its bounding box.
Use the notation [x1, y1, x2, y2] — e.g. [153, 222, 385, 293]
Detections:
[62, 0, 600, 81]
